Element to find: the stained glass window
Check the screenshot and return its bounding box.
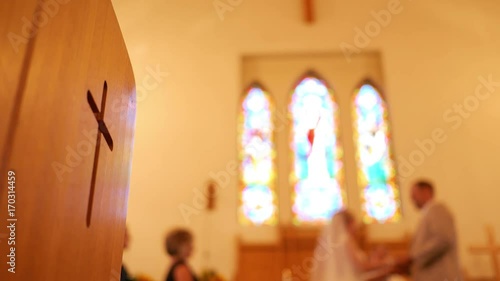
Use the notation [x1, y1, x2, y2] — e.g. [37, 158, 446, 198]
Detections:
[289, 75, 345, 224]
[352, 83, 401, 223]
[238, 84, 278, 225]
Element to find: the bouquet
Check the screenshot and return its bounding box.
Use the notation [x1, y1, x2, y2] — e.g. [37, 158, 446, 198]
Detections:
[132, 274, 154, 281]
[199, 269, 226, 281]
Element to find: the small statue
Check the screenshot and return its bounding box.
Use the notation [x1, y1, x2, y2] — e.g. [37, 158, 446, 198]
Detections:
[206, 181, 217, 211]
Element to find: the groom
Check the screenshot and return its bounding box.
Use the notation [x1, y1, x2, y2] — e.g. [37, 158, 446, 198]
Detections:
[398, 180, 462, 281]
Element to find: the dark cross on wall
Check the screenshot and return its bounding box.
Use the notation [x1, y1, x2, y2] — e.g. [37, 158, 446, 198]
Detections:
[303, 0, 315, 23]
[86, 81, 114, 227]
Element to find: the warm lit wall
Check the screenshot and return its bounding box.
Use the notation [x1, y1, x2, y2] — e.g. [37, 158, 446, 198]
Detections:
[112, 0, 500, 279]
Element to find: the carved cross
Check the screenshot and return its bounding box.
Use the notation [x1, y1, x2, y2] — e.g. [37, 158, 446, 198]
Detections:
[469, 225, 500, 281]
[86, 81, 114, 227]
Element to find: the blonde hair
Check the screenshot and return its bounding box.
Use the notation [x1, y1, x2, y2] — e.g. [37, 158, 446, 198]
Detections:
[165, 228, 193, 257]
[336, 209, 355, 226]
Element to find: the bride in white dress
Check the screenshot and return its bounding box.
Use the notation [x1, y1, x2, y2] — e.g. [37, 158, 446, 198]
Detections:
[310, 210, 394, 281]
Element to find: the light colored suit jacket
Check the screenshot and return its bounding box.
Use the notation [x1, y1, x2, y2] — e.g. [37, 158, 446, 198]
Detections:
[411, 201, 462, 281]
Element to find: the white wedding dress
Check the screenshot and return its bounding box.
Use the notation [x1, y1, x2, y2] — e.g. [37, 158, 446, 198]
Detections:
[310, 214, 402, 281]
[310, 213, 364, 281]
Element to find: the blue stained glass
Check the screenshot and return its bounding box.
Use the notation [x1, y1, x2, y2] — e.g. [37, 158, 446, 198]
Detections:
[239, 86, 277, 225]
[290, 76, 344, 224]
[353, 83, 401, 223]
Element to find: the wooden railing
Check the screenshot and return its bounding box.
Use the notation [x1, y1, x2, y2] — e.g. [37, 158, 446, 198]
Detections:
[235, 226, 411, 281]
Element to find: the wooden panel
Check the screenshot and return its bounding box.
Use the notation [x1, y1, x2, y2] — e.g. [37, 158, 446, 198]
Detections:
[281, 226, 320, 278]
[236, 227, 411, 281]
[0, 0, 136, 280]
[0, 0, 38, 163]
[235, 228, 320, 281]
[236, 242, 284, 281]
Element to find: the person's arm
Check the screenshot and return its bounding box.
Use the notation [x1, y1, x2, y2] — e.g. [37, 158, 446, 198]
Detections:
[411, 204, 455, 268]
[346, 239, 391, 272]
[174, 264, 194, 281]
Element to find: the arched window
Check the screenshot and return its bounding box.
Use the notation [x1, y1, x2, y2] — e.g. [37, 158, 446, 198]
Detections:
[289, 74, 345, 224]
[352, 82, 401, 223]
[238, 84, 278, 225]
